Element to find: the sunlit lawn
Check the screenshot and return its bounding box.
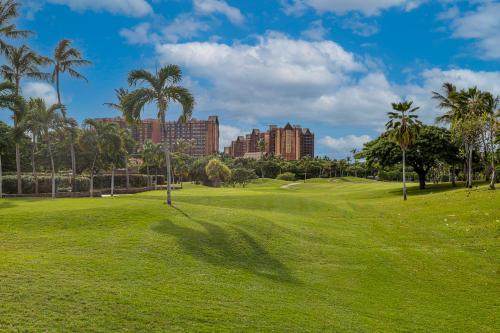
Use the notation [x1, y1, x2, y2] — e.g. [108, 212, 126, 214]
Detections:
[0, 178, 498, 332]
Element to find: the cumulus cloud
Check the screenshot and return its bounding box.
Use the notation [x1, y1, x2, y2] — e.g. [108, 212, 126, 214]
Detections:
[193, 0, 245, 25]
[46, 0, 153, 17]
[23, 82, 58, 105]
[320, 135, 372, 155]
[301, 20, 329, 41]
[154, 34, 500, 133]
[219, 124, 244, 150]
[280, 0, 424, 16]
[448, 2, 500, 59]
[120, 23, 153, 45]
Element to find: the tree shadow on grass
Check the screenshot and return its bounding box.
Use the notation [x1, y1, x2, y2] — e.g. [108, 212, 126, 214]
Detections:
[151, 207, 299, 284]
[386, 182, 483, 197]
[0, 201, 16, 209]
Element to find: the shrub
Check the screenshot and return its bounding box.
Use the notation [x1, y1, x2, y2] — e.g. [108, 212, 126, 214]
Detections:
[276, 172, 296, 181]
[205, 159, 231, 187]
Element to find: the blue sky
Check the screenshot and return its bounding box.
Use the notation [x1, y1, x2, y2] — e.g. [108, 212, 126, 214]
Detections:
[2, 0, 500, 157]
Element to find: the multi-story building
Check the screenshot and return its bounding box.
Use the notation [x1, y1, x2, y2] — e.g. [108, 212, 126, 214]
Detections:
[224, 123, 314, 161]
[96, 116, 219, 156]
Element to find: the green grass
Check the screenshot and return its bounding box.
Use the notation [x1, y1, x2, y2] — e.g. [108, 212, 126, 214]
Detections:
[0, 178, 498, 332]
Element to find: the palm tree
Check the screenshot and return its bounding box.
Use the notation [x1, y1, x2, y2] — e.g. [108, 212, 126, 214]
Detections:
[433, 84, 484, 188]
[23, 98, 45, 194]
[481, 92, 499, 190]
[29, 98, 64, 198]
[123, 65, 194, 206]
[258, 138, 266, 179]
[0, 0, 33, 54]
[51, 39, 91, 192]
[105, 88, 135, 189]
[386, 100, 421, 200]
[0, 80, 18, 198]
[1, 44, 50, 194]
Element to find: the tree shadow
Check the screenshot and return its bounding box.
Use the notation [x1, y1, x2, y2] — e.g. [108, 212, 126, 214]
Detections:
[151, 207, 299, 284]
[0, 201, 16, 209]
[386, 182, 481, 197]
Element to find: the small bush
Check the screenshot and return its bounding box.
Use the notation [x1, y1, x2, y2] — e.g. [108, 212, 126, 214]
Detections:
[276, 172, 296, 181]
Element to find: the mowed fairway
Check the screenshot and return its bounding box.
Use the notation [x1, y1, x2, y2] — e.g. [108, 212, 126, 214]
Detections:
[0, 179, 498, 332]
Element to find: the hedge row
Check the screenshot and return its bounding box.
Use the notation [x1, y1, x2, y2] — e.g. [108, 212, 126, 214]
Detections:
[0, 174, 165, 194]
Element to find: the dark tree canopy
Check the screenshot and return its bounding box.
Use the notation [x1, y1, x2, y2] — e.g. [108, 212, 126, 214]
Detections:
[360, 125, 461, 189]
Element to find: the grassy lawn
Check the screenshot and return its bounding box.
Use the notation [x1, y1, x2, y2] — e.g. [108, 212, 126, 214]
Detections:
[0, 178, 498, 332]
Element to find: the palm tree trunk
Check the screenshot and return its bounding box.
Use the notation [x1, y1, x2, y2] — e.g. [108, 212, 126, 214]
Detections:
[161, 118, 173, 206]
[111, 165, 115, 197]
[0, 154, 3, 198]
[468, 147, 473, 188]
[403, 149, 407, 201]
[47, 137, 56, 199]
[125, 156, 130, 189]
[90, 155, 96, 197]
[31, 136, 39, 195]
[16, 143, 22, 195]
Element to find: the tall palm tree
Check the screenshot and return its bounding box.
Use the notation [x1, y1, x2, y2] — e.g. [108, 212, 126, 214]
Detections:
[51, 39, 91, 192]
[29, 98, 64, 198]
[386, 100, 421, 200]
[0, 80, 18, 198]
[1, 44, 50, 194]
[23, 98, 45, 194]
[123, 65, 194, 206]
[0, 0, 33, 54]
[482, 92, 499, 190]
[258, 138, 265, 179]
[434, 84, 484, 188]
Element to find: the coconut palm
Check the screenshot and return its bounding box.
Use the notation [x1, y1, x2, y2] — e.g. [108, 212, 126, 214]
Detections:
[123, 65, 194, 206]
[0, 80, 19, 198]
[51, 39, 91, 192]
[0, 44, 50, 194]
[0, 0, 33, 54]
[28, 98, 64, 198]
[258, 138, 266, 179]
[386, 100, 421, 200]
[433, 84, 484, 188]
[481, 92, 499, 190]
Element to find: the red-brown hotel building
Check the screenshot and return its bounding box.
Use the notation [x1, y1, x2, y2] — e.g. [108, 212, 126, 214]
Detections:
[224, 123, 315, 161]
[96, 116, 219, 157]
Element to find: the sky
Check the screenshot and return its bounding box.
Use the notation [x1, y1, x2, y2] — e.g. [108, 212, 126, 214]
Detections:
[2, 0, 500, 157]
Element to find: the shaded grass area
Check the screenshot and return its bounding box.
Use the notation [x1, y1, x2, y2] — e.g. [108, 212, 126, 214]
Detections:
[0, 179, 498, 332]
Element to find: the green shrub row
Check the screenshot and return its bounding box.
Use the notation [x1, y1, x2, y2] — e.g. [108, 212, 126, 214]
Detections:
[0, 174, 165, 194]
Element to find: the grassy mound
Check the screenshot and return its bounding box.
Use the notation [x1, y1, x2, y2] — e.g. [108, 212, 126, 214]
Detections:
[0, 180, 498, 332]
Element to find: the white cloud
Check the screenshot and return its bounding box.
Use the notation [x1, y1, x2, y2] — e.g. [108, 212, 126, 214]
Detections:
[280, 0, 424, 16]
[193, 0, 245, 25]
[23, 82, 58, 106]
[120, 23, 154, 45]
[320, 135, 372, 155]
[342, 14, 379, 36]
[219, 124, 244, 150]
[46, 0, 152, 17]
[161, 14, 211, 43]
[301, 20, 329, 41]
[448, 2, 500, 59]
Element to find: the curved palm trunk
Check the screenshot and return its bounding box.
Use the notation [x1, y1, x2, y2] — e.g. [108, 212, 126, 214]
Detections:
[125, 156, 130, 189]
[403, 149, 407, 201]
[56, 72, 77, 193]
[161, 117, 173, 206]
[111, 165, 115, 197]
[15, 143, 22, 194]
[47, 136, 56, 199]
[31, 136, 39, 194]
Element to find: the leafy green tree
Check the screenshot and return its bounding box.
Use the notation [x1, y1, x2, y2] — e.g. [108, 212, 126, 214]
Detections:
[231, 168, 257, 187]
[386, 101, 421, 200]
[481, 92, 499, 190]
[0, 81, 19, 197]
[0, 0, 32, 54]
[51, 39, 91, 192]
[123, 65, 194, 205]
[361, 126, 460, 189]
[299, 156, 313, 182]
[1, 45, 50, 194]
[205, 158, 231, 187]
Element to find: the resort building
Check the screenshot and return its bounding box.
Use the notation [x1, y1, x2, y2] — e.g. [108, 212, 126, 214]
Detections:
[224, 123, 314, 160]
[96, 116, 219, 156]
